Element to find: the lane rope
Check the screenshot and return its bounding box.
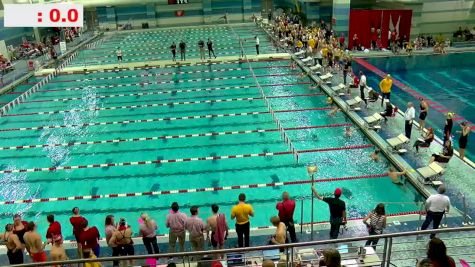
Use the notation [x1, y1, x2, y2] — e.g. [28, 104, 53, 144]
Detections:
[0, 173, 385, 205]
[0, 144, 374, 174]
[26, 82, 310, 103]
[0, 107, 332, 133]
[6, 94, 322, 117]
[0, 123, 351, 151]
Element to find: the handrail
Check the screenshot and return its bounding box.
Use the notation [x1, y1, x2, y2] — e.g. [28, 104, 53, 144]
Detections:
[12, 226, 475, 267]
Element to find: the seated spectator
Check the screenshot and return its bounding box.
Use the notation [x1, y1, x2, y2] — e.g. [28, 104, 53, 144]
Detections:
[318, 248, 341, 267]
[414, 128, 435, 152]
[380, 101, 394, 123]
[424, 238, 456, 267]
[429, 139, 453, 164]
[268, 216, 286, 246]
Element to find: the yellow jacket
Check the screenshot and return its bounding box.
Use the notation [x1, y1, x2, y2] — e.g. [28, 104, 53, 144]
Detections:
[379, 78, 393, 93]
[308, 38, 316, 49]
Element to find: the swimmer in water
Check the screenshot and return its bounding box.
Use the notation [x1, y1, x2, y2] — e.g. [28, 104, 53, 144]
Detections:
[388, 167, 406, 185]
[290, 61, 296, 69]
[328, 106, 340, 117]
[370, 149, 380, 162]
[326, 97, 333, 105]
[344, 126, 353, 138]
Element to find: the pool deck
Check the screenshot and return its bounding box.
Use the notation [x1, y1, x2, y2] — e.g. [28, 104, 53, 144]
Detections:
[258, 21, 474, 222]
[35, 53, 291, 76]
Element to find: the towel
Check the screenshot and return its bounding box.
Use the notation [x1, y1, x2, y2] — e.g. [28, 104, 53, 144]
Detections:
[214, 213, 227, 246]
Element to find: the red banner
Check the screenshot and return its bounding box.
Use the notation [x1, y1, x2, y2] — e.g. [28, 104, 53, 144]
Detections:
[348, 10, 412, 49]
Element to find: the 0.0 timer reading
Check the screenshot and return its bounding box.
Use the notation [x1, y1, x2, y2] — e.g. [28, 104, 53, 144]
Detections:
[38, 8, 79, 23]
[4, 4, 83, 27]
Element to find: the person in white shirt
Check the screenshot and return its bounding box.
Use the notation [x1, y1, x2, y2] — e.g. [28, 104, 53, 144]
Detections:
[404, 102, 415, 138]
[255, 36, 260, 55]
[359, 71, 368, 106]
[420, 185, 450, 239]
[116, 47, 123, 61]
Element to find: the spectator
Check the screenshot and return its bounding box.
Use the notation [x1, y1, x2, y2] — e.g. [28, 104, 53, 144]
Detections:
[379, 74, 392, 107]
[380, 101, 393, 123]
[79, 220, 100, 259]
[425, 238, 456, 267]
[24, 221, 47, 263]
[414, 128, 435, 152]
[420, 185, 450, 239]
[1, 224, 23, 264]
[359, 71, 368, 107]
[457, 121, 470, 159]
[311, 186, 347, 239]
[268, 216, 286, 246]
[12, 214, 28, 246]
[70, 207, 87, 243]
[185, 206, 205, 252]
[363, 203, 386, 250]
[404, 102, 415, 138]
[418, 98, 429, 130]
[139, 213, 159, 255]
[206, 204, 229, 257]
[108, 218, 134, 266]
[443, 112, 454, 144]
[429, 139, 453, 164]
[179, 40, 186, 61]
[83, 248, 102, 267]
[46, 214, 62, 243]
[319, 248, 341, 267]
[231, 193, 254, 247]
[50, 235, 68, 265]
[166, 202, 187, 252]
[276, 191, 297, 243]
[104, 215, 119, 267]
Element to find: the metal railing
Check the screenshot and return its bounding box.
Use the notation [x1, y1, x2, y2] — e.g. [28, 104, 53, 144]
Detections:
[11, 226, 475, 267]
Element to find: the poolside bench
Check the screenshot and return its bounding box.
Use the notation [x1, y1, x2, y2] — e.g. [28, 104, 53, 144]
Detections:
[294, 50, 305, 57]
[386, 133, 410, 153]
[331, 83, 346, 96]
[346, 96, 362, 111]
[364, 113, 383, 130]
[417, 162, 445, 184]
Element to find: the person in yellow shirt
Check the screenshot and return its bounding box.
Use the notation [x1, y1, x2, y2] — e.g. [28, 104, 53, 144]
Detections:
[296, 39, 303, 50]
[231, 193, 254, 247]
[83, 249, 102, 267]
[308, 37, 316, 49]
[379, 74, 393, 107]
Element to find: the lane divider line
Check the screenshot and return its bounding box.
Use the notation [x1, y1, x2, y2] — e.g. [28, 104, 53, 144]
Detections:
[26, 82, 311, 103]
[53, 65, 291, 83]
[6, 93, 322, 117]
[0, 123, 351, 151]
[0, 107, 332, 133]
[30, 73, 298, 92]
[0, 144, 373, 175]
[0, 172, 385, 205]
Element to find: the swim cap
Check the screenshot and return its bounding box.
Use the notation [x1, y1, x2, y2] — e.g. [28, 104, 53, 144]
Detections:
[334, 188, 342, 197]
[447, 112, 455, 119]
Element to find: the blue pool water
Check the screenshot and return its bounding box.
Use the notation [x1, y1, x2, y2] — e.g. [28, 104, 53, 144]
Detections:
[0, 26, 424, 240]
[355, 52, 475, 161]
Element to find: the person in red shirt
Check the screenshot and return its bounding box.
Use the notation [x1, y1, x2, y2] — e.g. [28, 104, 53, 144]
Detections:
[339, 33, 345, 49]
[276, 192, 297, 243]
[46, 214, 61, 243]
[79, 220, 100, 258]
[69, 207, 87, 242]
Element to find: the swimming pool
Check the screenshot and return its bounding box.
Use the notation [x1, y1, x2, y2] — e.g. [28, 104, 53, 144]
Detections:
[0, 29, 424, 240]
[70, 25, 275, 67]
[354, 52, 475, 161]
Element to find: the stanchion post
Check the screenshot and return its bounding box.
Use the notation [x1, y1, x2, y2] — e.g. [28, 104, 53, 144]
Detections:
[300, 197, 304, 235]
[307, 164, 318, 240]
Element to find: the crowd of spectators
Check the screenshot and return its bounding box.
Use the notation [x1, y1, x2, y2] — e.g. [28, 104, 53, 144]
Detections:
[0, 187, 458, 266]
